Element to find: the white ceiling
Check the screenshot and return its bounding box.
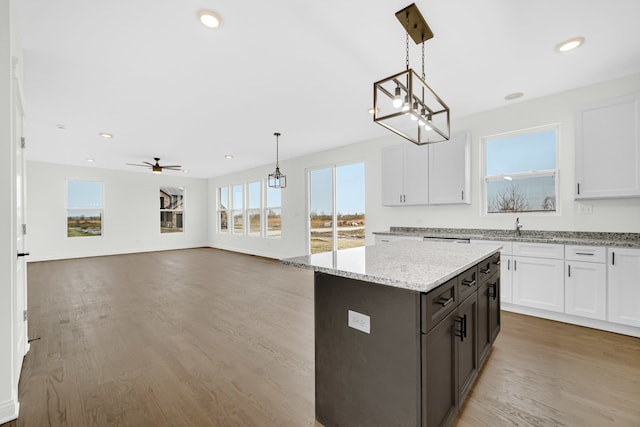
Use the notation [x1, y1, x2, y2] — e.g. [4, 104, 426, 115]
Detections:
[17, 0, 640, 179]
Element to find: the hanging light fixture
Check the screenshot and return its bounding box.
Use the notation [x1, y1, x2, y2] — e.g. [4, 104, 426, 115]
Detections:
[268, 132, 287, 188]
[373, 3, 450, 145]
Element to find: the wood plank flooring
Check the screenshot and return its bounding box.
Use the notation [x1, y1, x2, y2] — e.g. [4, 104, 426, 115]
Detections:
[4, 248, 640, 426]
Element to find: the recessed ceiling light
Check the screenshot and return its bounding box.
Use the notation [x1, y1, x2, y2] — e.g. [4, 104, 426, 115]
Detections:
[556, 37, 585, 53]
[504, 92, 524, 101]
[198, 10, 222, 29]
[183, 170, 190, 173]
[99, 132, 113, 139]
[224, 154, 234, 159]
[56, 123, 66, 130]
[86, 158, 95, 162]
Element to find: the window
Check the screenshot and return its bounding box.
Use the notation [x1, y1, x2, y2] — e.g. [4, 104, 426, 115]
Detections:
[232, 184, 244, 235]
[247, 181, 261, 237]
[67, 180, 103, 237]
[309, 162, 365, 254]
[483, 127, 557, 213]
[160, 186, 184, 233]
[218, 186, 229, 232]
[266, 185, 282, 238]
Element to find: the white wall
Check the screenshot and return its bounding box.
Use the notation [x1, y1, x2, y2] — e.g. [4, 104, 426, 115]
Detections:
[26, 161, 209, 261]
[209, 73, 640, 260]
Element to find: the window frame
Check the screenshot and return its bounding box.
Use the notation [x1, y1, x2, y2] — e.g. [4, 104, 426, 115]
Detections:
[231, 183, 244, 235]
[66, 179, 104, 238]
[265, 182, 282, 239]
[481, 124, 560, 216]
[247, 180, 262, 237]
[159, 186, 185, 234]
[217, 185, 230, 234]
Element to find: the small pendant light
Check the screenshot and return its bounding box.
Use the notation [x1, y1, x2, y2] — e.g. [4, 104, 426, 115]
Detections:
[268, 132, 287, 188]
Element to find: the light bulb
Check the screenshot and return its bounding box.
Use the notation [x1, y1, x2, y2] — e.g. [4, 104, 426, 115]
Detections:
[401, 95, 410, 112]
[418, 108, 427, 126]
[410, 101, 419, 120]
[392, 87, 402, 109]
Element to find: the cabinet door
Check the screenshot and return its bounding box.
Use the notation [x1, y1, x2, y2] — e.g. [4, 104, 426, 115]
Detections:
[608, 248, 640, 327]
[428, 130, 470, 205]
[512, 257, 564, 312]
[501, 255, 513, 303]
[565, 261, 606, 320]
[478, 276, 500, 366]
[457, 294, 477, 402]
[422, 311, 457, 427]
[575, 93, 640, 199]
[381, 144, 405, 206]
[403, 143, 429, 205]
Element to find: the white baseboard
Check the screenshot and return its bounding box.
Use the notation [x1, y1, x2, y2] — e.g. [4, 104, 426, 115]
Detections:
[502, 303, 640, 338]
[0, 399, 19, 424]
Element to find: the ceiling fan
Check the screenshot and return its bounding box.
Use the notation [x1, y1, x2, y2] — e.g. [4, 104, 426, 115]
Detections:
[126, 157, 182, 174]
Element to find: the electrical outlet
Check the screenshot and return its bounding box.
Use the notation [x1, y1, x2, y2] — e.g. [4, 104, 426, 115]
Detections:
[348, 310, 370, 334]
[578, 204, 593, 214]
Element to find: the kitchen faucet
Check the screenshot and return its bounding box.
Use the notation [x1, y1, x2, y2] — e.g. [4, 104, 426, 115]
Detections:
[515, 217, 523, 237]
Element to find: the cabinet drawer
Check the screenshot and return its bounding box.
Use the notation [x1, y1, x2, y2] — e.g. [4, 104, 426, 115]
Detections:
[478, 253, 500, 285]
[421, 278, 457, 333]
[458, 265, 478, 302]
[565, 245, 606, 263]
[470, 240, 513, 255]
[512, 242, 564, 259]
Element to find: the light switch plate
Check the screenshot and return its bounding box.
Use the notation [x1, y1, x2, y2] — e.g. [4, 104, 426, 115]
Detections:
[348, 310, 370, 334]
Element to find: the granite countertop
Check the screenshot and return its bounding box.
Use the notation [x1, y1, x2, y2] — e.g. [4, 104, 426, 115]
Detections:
[374, 227, 640, 248]
[281, 240, 500, 293]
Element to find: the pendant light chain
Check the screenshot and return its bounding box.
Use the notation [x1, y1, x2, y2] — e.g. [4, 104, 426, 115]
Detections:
[405, 13, 410, 70]
[421, 41, 426, 81]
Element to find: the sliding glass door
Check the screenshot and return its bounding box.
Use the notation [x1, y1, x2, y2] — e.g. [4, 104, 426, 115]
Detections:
[308, 162, 365, 254]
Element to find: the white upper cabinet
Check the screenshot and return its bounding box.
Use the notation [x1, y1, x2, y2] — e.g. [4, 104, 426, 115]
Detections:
[381, 143, 429, 206]
[381, 131, 470, 207]
[575, 93, 640, 199]
[428, 130, 471, 204]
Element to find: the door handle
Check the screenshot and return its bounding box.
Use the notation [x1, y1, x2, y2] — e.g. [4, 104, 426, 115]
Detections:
[17, 252, 30, 257]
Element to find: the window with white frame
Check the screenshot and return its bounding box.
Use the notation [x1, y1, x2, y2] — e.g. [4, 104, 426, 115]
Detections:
[483, 126, 557, 213]
[218, 186, 229, 232]
[67, 180, 103, 237]
[266, 185, 282, 238]
[160, 186, 184, 233]
[232, 184, 244, 235]
[247, 181, 261, 237]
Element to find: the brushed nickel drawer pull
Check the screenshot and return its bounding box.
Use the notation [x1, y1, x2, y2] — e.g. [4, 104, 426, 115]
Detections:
[462, 279, 476, 287]
[437, 297, 454, 307]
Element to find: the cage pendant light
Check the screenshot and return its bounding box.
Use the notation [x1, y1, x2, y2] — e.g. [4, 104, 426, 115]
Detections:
[268, 132, 287, 188]
[373, 3, 450, 145]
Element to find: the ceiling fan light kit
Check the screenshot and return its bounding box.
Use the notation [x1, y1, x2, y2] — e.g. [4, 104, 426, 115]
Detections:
[268, 132, 287, 189]
[373, 3, 450, 145]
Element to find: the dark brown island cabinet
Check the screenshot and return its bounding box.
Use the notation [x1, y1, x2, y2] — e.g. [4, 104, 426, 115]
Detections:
[314, 252, 501, 427]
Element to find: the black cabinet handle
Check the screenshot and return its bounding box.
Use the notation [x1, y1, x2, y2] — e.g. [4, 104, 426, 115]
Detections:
[17, 252, 30, 257]
[461, 279, 476, 287]
[454, 315, 467, 342]
[507, 259, 511, 270]
[489, 282, 498, 300]
[575, 252, 594, 256]
[612, 252, 615, 266]
[577, 183, 580, 195]
[481, 268, 491, 275]
[514, 260, 517, 271]
[437, 296, 454, 307]
[568, 264, 571, 277]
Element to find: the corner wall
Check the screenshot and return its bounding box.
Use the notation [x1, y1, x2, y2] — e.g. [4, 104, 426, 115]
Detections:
[209, 73, 640, 259]
[26, 162, 209, 261]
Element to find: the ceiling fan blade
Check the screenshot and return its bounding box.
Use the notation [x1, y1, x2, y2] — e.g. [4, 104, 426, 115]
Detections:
[161, 165, 182, 169]
[143, 161, 154, 166]
[126, 163, 151, 168]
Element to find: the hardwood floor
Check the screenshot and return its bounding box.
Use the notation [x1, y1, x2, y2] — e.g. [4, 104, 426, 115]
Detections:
[5, 248, 639, 426]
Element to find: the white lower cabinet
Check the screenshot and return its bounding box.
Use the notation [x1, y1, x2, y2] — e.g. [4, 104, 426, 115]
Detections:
[607, 247, 640, 327]
[513, 256, 565, 313]
[565, 245, 607, 320]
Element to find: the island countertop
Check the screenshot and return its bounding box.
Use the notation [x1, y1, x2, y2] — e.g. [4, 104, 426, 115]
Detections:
[281, 240, 501, 293]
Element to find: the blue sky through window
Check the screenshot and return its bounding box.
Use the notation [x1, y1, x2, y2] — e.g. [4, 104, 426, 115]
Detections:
[486, 130, 556, 176]
[67, 180, 102, 209]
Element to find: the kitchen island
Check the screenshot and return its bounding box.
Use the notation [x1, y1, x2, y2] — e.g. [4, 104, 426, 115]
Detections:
[282, 240, 502, 427]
